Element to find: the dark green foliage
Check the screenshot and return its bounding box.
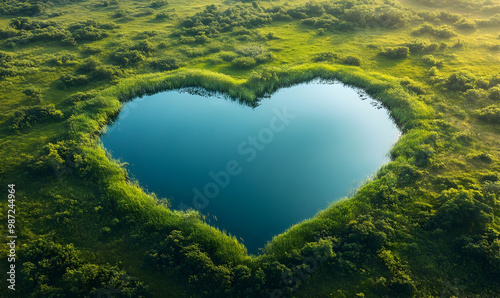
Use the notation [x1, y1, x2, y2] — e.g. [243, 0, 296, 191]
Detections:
[9, 17, 57, 30]
[456, 19, 477, 30]
[312, 51, 338, 62]
[381, 46, 410, 59]
[413, 24, 457, 38]
[0, 27, 19, 39]
[0, 50, 17, 77]
[81, 46, 102, 55]
[146, 230, 231, 296]
[111, 42, 154, 66]
[68, 20, 111, 41]
[400, 79, 427, 95]
[404, 40, 440, 53]
[274, 1, 413, 31]
[67, 91, 97, 103]
[476, 13, 500, 27]
[434, 189, 492, 233]
[343, 55, 361, 66]
[95, 0, 119, 7]
[178, 46, 206, 58]
[23, 86, 43, 102]
[77, 57, 123, 81]
[4, 18, 117, 46]
[0, 1, 42, 16]
[150, 0, 168, 9]
[155, 12, 171, 21]
[445, 71, 477, 92]
[20, 239, 150, 297]
[489, 86, 500, 101]
[111, 50, 145, 66]
[421, 54, 443, 66]
[12, 104, 63, 130]
[58, 74, 89, 88]
[179, 4, 272, 37]
[232, 56, 256, 68]
[477, 105, 500, 124]
[454, 231, 500, 277]
[149, 57, 183, 71]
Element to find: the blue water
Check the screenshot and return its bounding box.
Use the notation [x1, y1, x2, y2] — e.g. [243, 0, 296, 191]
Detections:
[101, 80, 400, 254]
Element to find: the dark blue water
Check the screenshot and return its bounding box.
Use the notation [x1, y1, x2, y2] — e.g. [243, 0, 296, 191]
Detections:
[101, 80, 400, 254]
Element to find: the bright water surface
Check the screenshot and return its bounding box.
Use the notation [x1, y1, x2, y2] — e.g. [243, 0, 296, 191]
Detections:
[101, 80, 400, 253]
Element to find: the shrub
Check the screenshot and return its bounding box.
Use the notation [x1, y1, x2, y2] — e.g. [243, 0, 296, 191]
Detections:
[23, 87, 43, 102]
[150, 0, 168, 8]
[343, 55, 362, 66]
[178, 47, 206, 58]
[255, 52, 273, 63]
[445, 71, 477, 92]
[155, 12, 170, 21]
[232, 57, 256, 69]
[488, 86, 500, 101]
[81, 46, 102, 55]
[381, 46, 410, 59]
[150, 57, 183, 71]
[236, 45, 266, 57]
[421, 55, 444, 66]
[313, 51, 338, 62]
[413, 24, 457, 38]
[400, 79, 427, 95]
[456, 19, 477, 30]
[132, 40, 155, 54]
[218, 51, 238, 62]
[70, 25, 108, 41]
[67, 91, 97, 103]
[464, 89, 486, 102]
[58, 74, 89, 88]
[20, 239, 150, 297]
[12, 105, 63, 130]
[477, 106, 500, 124]
[135, 8, 155, 17]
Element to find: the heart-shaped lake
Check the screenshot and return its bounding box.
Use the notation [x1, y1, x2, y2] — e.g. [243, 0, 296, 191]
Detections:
[101, 80, 400, 254]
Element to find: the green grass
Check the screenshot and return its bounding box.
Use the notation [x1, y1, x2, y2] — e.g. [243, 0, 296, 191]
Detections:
[0, 0, 499, 297]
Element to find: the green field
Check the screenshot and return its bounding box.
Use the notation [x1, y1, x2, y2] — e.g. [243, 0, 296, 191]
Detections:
[0, 0, 499, 297]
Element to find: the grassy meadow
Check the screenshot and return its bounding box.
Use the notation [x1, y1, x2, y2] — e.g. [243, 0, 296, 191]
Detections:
[0, 0, 499, 297]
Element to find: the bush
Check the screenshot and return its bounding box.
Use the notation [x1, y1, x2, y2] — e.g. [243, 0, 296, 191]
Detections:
[445, 71, 477, 92]
[464, 89, 486, 103]
[488, 86, 500, 101]
[110, 43, 153, 66]
[236, 45, 266, 57]
[312, 51, 338, 62]
[400, 79, 427, 95]
[58, 74, 89, 88]
[150, 0, 168, 8]
[155, 12, 170, 21]
[232, 57, 256, 69]
[421, 55, 444, 66]
[413, 24, 457, 38]
[477, 106, 500, 124]
[342, 56, 362, 66]
[12, 105, 63, 130]
[67, 91, 97, 103]
[218, 51, 238, 62]
[456, 19, 477, 30]
[20, 239, 150, 297]
[23, 87, 42, 102]
[381, 46, 410, 59]
[150, 57, 183, 71]
[81, 46, 102, 55]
